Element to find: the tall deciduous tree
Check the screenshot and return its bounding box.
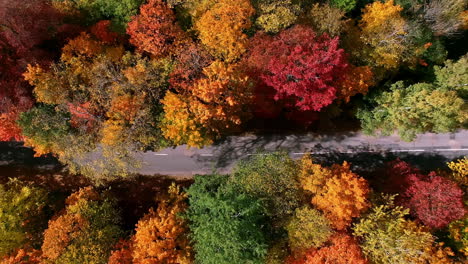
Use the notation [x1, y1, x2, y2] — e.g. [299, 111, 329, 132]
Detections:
[195, 0, 255, 62]
[357, 81, 467, 141]
[301, 3, 346, 37]
[22, 33, 173, 180]
[403, 172, 465, 229]
[311, 162, 370, 230]
[186, 174, 269, 264]
[286, 206, 333, 251]
[253, 0, 300, 33]
[250, 25, 348, 112]
[132, 184, 192, 264]
[232, 152, 302, 225]
[353, 195, 435, 264]
[162, 61, 253, 147]
[360, 0, 409, 69]
[127, 0, 187, 58]
[41, 187, 122, 264]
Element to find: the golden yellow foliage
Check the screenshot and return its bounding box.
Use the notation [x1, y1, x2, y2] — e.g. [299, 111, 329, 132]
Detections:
[161, 91, 212, 147]
[360, 0, 408, 69]
[447, 156, 468, 187]
[298, 154, 332, 194]
[195, 0, 255, 62]
[23, 64, 68, 105]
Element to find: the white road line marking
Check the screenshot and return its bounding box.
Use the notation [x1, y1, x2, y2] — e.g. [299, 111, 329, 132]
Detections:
[247, 153, 268, 156]
[200, 154, 214, 156]
[154, 153, 169, 156]
[389, 149, 425, 152]
[435, 148, 468, 151]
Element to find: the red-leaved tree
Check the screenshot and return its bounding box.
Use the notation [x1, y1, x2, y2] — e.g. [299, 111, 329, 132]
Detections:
[259, 25, 348, 112]
[403, 171, 465, 229]
[384, 159, 466, 229]
[0, 0, 78, 141]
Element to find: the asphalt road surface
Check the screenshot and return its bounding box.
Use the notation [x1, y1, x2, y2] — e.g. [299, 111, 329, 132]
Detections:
[138, 130, 468, 177]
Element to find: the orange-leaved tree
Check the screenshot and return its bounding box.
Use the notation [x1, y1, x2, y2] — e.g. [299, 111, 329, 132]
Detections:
[195, 0, 255, 62]
[132, 183, 192, 264]
[299, 157, 371, 230]
[162, 60, 253, 147]
[312, 162, 370, 230]
[41, 187, 122, 264]
[127, 0, 187, 58]
[336, 65, 374, 103]
[287, 233, 368, 264]
[108, 240, 133, 264]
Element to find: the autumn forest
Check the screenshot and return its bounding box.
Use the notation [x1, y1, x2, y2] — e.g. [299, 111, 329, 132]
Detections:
[0, 0, 467, 263]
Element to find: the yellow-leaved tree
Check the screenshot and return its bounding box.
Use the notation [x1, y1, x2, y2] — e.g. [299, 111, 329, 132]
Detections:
[359, 0, 408, 69]
[195, 0, 255, 62]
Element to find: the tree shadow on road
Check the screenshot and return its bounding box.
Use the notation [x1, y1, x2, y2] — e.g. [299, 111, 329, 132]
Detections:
[200, 131, 360, 170]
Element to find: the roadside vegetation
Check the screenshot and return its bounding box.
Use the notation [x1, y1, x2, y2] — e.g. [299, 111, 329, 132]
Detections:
[0, 153, 466, 263]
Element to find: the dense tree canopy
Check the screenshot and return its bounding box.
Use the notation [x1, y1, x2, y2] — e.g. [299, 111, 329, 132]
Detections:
[195, 0, 255, 62]
[353, 195, 435, 264]
[1, 0, 466, 175]
[127, 0, 187, 58]
[132, 184, 192, 264]
[0, 180, 48, 257]
[287, 233, 368, 264]
[185, 174, 269, 264]
[232, 152, 302, 225]
[41, 187, 122, 264]
[358, 81, 467, 141]
[285, 206, 333, 251]
[359, 0, 409, 69]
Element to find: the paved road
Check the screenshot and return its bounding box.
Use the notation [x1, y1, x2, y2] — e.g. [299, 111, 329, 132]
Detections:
[138, 130, 468, 177]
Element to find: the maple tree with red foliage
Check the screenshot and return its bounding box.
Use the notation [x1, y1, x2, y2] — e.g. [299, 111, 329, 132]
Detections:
[384, 159, 465, 229]
[403, 171, 465, 229]
[260, 25, 348, 112]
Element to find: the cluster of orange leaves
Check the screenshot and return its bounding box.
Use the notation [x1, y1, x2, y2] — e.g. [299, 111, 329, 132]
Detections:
[299, 155, 370, 230]
[108, 184, 192, 264]
[336, 65, 374, 103]
[41, 187, 99, 261]
[287, 233, 368, 264]
[127, 0, 187, 58]
[162, 61, 252, 147]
